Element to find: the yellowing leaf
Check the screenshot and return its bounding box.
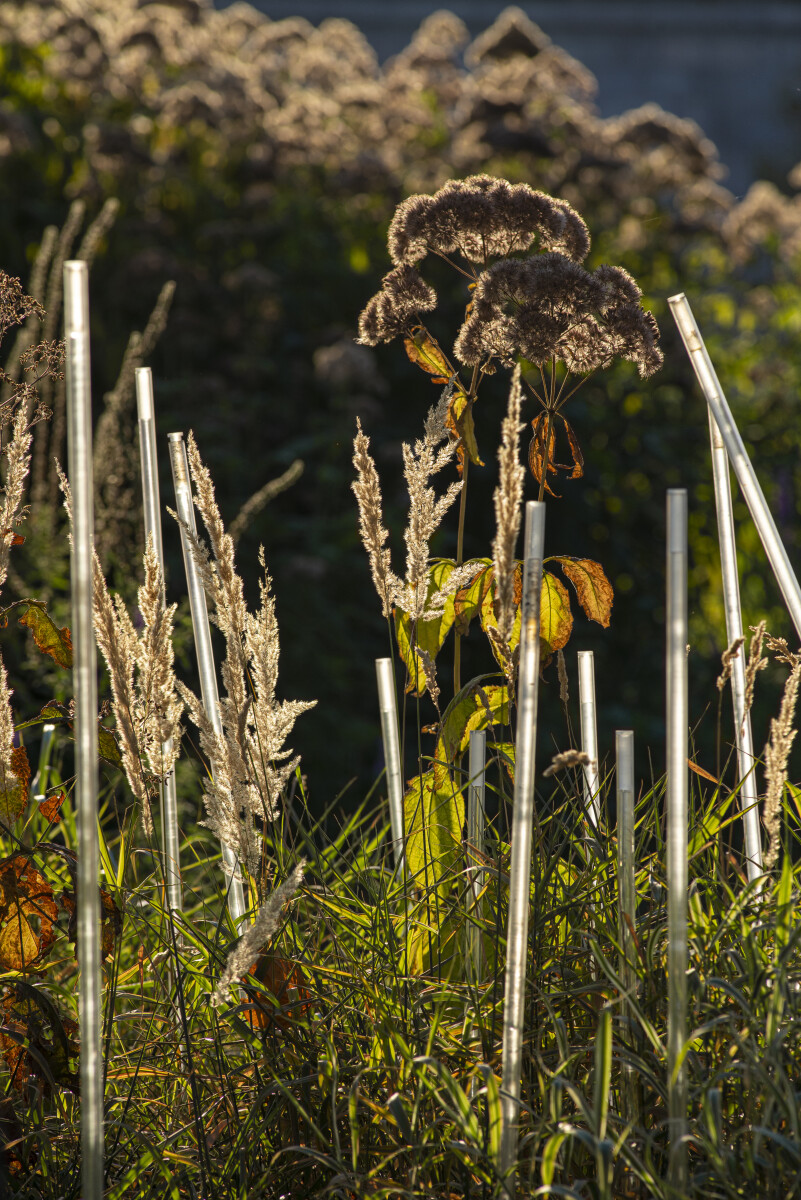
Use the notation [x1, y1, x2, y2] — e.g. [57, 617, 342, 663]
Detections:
[552, 557, 614, 628]
[447, 389, 483, 470]
[394, 561, 457, 697]
[0, 855, 58, 971]
[403, 767, 464, 892]
[540, 571, 573, 657]
[0, 747, 30, 828]
[98, 724, 124, 771]
[403, 328, 451, 379]
[438, 681, 510, 764]
[17, 604, 73, 668]
[479, 565, 522, 659]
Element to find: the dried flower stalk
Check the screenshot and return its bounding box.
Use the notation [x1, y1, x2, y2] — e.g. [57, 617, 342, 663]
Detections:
[763, 662, 801, 871]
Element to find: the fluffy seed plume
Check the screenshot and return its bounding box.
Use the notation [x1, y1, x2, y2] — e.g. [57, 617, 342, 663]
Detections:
[543, 748, 591, 777]
[0, 402, 32, 597]
[763, 662, 801, 871]
[212, 862, 305, 1006]
[351, 418, 401, 618]
[716, 635, 745, 692]
[491, 365, 525, 646]
[744, 621, 768, 719]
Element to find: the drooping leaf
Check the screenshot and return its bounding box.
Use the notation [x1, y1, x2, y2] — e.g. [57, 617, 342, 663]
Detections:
[551, 557, 614, 628]
[478, 565, 522, 658]
[403, 327, 452, 379]
[38, 791, 66, 824]
[446, 389, 483, 471]
[242, 954, 313, 1031]
[561, 416, 585, 480]
[394, 560, 457, 697]
[97, 724, 124, 771]
[0, 856, 58, 972]
[17, 604, 73, 669]
[0, 981, 79, 1095]
[0, 747, 30, 828]
[453, 561, 492, 637]
[403, 767, 465, 892]
[14, 701, 71, 732]
[540, 571, 574, 658]
[438, 680, 510, 764]
[528, 413, 559, 496]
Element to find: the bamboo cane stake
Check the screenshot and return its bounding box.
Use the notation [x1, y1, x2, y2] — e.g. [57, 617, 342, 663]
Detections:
[167, 432, 246, 925]
[669, 293, 801, 640]
[499, 500, 546, 1196]
[705, 407, 763, 882]
[375, 657, 406, 875]
[64, 260, 103, 1200]
[616, 729, 639, 1121]
[467, 728, 486, 984]
[578, 650, 601, 831]
[666, 489, 689, 1190]
[136, 369, 183, 915]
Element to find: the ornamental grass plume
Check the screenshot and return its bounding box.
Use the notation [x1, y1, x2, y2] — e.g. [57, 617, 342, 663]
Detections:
[212, 861, 304, 1006]
[763, 661, 801, 871]
[491, 365, 525, 647]
[175, 435, 315, 887]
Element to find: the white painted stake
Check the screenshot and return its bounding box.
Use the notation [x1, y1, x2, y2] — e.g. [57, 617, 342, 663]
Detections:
[616, 729, 639, 1121]
[577, 650, 601, 831]
[499, 501, 546, 1196]
[167, 432, 245, 925]
[65, 260, 103, 1200]
[136, 369, 183, 915]
[375, 657, 406, 875]
[467, 728, 487, 983]
[669, 293, 801, 640]
[705, 407, 763, 882]
[667, 490, 688, 1190]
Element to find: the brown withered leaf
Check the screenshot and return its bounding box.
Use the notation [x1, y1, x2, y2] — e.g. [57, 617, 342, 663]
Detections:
[0, 747, 31, 828]
[38, 791, 65, 824]
[17, 604, 73, 669]
[528, 413, 559, 496]
[0, 856, 58, 972]
[553, 557, 614, 628]
[403, 326, 451, 380]
[243, 954, 313, 1031]
[0, 983, 79, 1096]
[1, 529, 24, 547]
[562, 417, 584, 480]
[445, 389, 483, 474]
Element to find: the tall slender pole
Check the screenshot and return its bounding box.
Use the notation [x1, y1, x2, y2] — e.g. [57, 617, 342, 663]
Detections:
[467, 728, 486, 984]
[375, 657, 406, 875]
[616, 729, 639, 1121]
[705, 408, 763, 882]
[167, 432, 245, 925]
[65, 260, 103, 1200]
[577, 650, 601, 831]
[666, 490, 688, 1190]
[669, 293, 801, 640]
[499, 501, 546, 1196]
[136, 369, 183, 915]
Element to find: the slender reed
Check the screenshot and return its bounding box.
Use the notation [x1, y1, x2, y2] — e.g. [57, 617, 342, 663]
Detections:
[706, 406, 763, 881]
[577, 650, 601, 831]
[136, 368, 182, 915]
[669, 293, 801, 639]
[666, 489, 688, 1191]
[64, 260, 102, 1200]
[499, 500, 546, 1196]
[375, 657, 406, 875]
[167, 431, 246, 925]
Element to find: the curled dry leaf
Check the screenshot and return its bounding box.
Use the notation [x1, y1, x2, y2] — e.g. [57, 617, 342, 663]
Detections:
[38, 791, 66, 824]
[0, 856, 58, 972]
[403, 326, 452, 381]
[552, 556, 614, 628]
[16, 603, 73, 669]
[243, 953, 313, 1031]
[0, 747, 31, 828]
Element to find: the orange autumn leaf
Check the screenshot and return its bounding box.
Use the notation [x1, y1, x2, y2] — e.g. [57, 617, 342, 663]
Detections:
[17, 604, 73, 669]
[0, 856, 58, 972]
[38, 791, 66, 824]
[242, 954, 313, 1031]
[0, 747, 31, 828]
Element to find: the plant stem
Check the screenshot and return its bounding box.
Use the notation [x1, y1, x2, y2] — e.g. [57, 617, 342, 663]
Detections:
[537, 408, 554, 503]
[453, 453, 470, 694]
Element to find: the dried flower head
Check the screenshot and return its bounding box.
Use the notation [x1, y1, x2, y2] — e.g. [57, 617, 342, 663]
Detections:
[763, 662, 801, 871]
[543, 748, 590, 777]
[356, 264, 437, 346]
[716, 635, 745, 692]
[387, 174, 589, 268]
[454, 253, 662, 377]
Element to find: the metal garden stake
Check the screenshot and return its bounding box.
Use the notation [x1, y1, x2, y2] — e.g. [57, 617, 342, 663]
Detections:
[375, 657, 406, 875]
[136, 368, 183, 914]
[616, 729, 640, 1121]
[578, 650, 601, 831]
[65, 260, 103, 1200]
[499, 500, 546, 1196]
[467, 727, 487, 984]
[168, 431, 246, 925]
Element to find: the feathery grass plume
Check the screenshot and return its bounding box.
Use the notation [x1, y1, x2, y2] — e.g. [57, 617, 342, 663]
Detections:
[92, 537, 183, 839]
[178, 437, 316, 882]
[212, 862, 305, 1006]
[351, 417, 401, 618]
[744, 621, 768, 718]
[0, 403, 33, 597]
[762, 662, 801, 870]
[416, 647, 441, 716]
[543, 748, 591, 777]
[491, 365, 525, 646]
[764, 632, 801, 669]
[0, 651, 17, 811]
[716, 635, 745, 692]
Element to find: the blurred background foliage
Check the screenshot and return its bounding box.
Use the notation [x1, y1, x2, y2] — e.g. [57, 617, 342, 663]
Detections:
[1, 0, 801, 810]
